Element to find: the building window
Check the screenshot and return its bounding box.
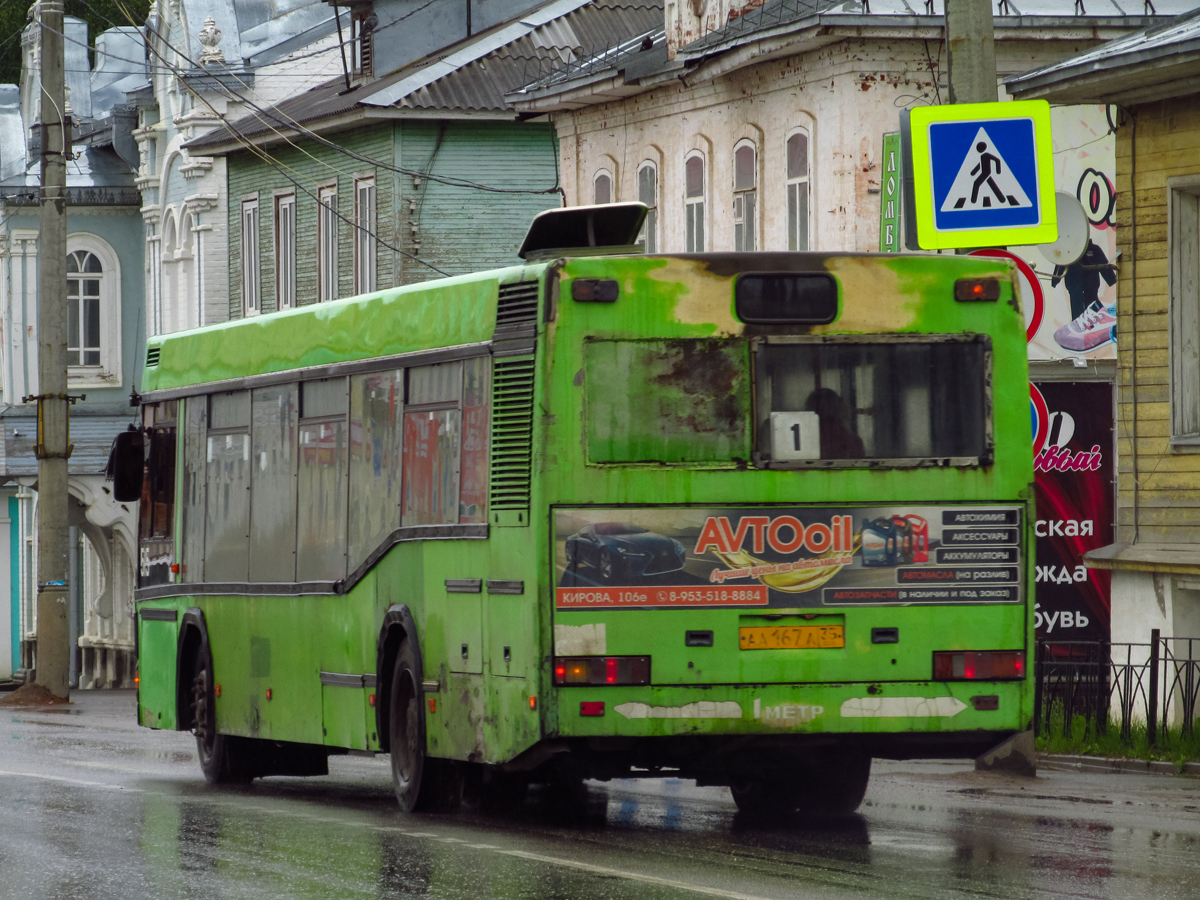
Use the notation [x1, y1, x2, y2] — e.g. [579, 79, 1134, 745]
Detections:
[733, 141, 757, 252]
[65, 237, 122, 385]
[685, 152, 705, 252]
[594, 170, 613, 205]
[67, 250, 102, 366]
[787, 130, 810, 251]
[242, 198, 260, 314]
[354, 176, 376, 295]
[318, 185, 338, 303]
[1170, 179, 1200, 443]
[275, 193, 296, 310]
[637, 162, 658, 253]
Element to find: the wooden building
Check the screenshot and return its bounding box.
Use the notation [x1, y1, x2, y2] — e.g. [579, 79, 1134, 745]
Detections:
[1009, 12, 1200, 648]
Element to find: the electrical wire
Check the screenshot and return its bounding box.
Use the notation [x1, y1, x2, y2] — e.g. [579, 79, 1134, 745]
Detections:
[93, 0, 562, 196]
[107, 0, 451, 277]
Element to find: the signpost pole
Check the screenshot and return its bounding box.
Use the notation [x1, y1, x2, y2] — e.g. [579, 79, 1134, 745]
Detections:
[945, 0, 998, 105]
[34, 0, 72, 700]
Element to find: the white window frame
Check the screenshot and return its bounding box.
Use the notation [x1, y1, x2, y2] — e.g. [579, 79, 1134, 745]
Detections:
[786, 128, 812, 252]
[241, 197, 261, 316]
[733, 140, 757, 252]
[1169, 175, 1200, 447]
[65, 233, 122, 388]
[685, 150, 706, 253]
[318, 184, 338, 303]
[594, 169, 614, 205]
[354, 175, 376, 295]
[636, 161, 658, 253]
[275, 192, 296, 310]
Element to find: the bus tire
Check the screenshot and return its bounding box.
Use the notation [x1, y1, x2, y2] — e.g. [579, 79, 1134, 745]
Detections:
[388, 638, 460, 812]
[731, 753, 871, 818]
[191, 646, 251, 785]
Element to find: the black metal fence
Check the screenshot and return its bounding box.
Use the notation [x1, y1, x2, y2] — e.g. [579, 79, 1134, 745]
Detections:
[1033, 631, 1200, 743]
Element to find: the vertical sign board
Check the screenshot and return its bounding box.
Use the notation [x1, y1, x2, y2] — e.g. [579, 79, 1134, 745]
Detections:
[908, 100, 1057, 250]
[1030, 382, 1114, 640]
[879, 132, 902, 252]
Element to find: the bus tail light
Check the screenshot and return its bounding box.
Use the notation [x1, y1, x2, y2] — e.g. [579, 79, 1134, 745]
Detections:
[933, 651, 1024, 681]
[554, 656, 650, 686]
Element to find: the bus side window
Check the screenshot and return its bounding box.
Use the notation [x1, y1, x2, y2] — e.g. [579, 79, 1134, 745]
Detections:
[403, 362, 463, 526]
[349, 369, 403, 572]
[250, 384, 299, 582]
[181, 396, 207, 583]
[205, 391, 252, 582]
[460, 356, 490, 524]
[298, 378, 350, 582]
[138, 401, 177, 588]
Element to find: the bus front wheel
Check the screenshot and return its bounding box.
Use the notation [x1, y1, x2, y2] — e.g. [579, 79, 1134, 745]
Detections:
[389, 639, 460, 812]
[191, 647, 251, 785]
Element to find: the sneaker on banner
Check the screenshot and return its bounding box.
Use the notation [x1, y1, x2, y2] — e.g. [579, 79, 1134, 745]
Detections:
[1054, 300, 1116, 352]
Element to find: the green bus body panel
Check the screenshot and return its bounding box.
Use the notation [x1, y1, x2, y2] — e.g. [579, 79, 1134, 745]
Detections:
[137, 613, 179, 730]
[141, 265, 543, 393]
[136, 250, 1034, 762]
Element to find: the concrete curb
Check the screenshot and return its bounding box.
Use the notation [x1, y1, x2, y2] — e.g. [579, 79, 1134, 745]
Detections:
[1039, 753, 1200, 777]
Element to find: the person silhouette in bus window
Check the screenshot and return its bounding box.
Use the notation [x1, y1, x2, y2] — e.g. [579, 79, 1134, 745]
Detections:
[805, 388, 865, 459]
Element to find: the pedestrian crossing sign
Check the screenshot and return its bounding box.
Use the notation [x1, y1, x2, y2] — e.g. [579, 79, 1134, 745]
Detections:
[909, 100, 1056, 250]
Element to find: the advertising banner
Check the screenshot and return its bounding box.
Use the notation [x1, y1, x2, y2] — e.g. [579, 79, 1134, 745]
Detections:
[1010, 105, 1118, 362]
[555, 505, 1024, 610]
[1031, 381, 1114, 640]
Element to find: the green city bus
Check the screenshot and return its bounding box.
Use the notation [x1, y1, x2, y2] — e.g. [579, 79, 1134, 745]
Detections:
[122, 204, 1034, 816]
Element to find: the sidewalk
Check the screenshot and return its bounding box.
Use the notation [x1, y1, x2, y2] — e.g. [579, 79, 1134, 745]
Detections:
[1039, 753, 1200, 777]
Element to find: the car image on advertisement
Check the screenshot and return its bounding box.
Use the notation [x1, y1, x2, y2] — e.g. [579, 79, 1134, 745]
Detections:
[564, 522, 688, 584]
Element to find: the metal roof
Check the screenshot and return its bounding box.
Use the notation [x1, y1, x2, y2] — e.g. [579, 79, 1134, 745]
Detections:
[186, 0, 662, 155]
[507, 0, 1197, 109]
[1005, 6, 1200, 103]
[0, 412, 137, 477]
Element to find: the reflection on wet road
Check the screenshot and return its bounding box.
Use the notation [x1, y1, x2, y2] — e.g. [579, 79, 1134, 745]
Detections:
[1, 691, 1197, 899]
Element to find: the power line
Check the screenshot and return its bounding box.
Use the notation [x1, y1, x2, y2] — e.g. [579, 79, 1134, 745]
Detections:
[87, 0, 562, 196]
[106, 0, 451, 278]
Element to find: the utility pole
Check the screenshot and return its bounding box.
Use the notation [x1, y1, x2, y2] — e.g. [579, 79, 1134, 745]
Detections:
[944, 0, 998, 105]
[33, 0, 71, 700]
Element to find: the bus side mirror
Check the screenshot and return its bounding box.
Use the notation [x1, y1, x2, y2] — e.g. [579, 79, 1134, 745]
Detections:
[107, 430, 144, 502]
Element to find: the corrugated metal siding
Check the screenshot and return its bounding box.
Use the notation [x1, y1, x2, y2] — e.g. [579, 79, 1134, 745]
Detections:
[398, 120, 561, 285]
[1, 414, 135, 477]
[227, 124, 396, 318]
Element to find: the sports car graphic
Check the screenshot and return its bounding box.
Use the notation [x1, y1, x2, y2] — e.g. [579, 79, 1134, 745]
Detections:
[563, 522, 688, 584]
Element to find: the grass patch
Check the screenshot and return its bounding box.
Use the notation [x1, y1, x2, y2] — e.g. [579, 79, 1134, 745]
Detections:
[1036, 711, 1200, 765]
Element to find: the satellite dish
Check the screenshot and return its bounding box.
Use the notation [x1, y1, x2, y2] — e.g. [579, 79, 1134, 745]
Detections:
[1037, 192, 1089, 267]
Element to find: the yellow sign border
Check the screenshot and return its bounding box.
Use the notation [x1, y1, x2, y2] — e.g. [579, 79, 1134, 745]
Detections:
[911, 100, 1057, 250]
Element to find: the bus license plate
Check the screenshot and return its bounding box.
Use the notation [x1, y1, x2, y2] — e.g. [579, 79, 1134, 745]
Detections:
[739, 625, 845, 650]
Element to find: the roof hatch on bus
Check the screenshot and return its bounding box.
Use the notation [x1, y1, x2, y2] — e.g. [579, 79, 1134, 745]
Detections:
[519, 202, 648, 261]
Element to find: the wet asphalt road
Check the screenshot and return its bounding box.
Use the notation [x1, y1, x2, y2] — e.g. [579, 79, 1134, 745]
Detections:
[1, 691, 1198, 900]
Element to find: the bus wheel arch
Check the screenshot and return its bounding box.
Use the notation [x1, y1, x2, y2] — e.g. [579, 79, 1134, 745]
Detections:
[375, 604, 420, 754]
[175, 608, 209, 733]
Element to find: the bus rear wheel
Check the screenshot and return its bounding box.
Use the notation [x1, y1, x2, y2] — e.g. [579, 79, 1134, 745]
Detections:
[191, 647, 251, 785]
[389, 639, 460, 812]
[731, 753, 871, 818]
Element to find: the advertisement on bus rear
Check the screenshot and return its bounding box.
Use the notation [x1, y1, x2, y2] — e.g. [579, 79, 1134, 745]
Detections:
[554, 506, 1024, 610]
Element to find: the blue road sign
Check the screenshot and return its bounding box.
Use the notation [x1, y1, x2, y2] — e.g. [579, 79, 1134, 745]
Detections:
[908, 101, 1056, 250]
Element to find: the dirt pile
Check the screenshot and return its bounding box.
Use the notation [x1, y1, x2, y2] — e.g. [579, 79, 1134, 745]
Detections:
[0, 683, 71, 706]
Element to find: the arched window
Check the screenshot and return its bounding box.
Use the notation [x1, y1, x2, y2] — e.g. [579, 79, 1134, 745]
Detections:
[636, 161, 658, 252]
[67, 250, 102, 366]
[787, 129, 810, 251]
[733, 141, 757, 251]
[65, 234, 122, 385]
[685, 152, 706, 252]
[594, 169, 613, 205]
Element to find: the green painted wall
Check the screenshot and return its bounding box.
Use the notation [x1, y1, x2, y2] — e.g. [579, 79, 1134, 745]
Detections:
[224, 119, 562, 314]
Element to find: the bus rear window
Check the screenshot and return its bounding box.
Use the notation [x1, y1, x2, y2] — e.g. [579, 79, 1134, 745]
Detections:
[585, 339, 751, 463]
[755, 337, 989, 466]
